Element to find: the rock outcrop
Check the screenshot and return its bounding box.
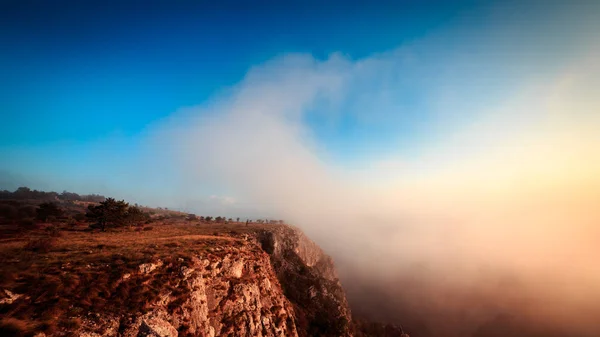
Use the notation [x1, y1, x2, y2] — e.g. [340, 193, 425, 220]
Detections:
[257, 226, 353, 337]
[73, 243, 299, 337]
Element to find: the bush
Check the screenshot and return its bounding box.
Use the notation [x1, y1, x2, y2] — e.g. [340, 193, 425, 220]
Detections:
[36, 202, 63, 222]
[143, 226, 153, 231]
[0, 204, 18, 219]
[24, 237, 56, 253]
[73, 213, 86, 221]
[17, 205, 37, 219]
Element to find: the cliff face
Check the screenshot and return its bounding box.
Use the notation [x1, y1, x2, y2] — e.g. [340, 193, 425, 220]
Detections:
[0, 223, 358, 337]
[257, 226, 353, 337]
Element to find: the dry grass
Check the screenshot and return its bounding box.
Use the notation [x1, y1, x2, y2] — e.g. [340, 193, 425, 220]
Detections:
[0, 317, 32, 337]
[0, 220, 281, 335]
[23, 236, 56, 253]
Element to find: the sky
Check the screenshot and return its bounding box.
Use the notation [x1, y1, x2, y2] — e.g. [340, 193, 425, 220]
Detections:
[3, 1, 600, 335]
[2, 0, 598, 209]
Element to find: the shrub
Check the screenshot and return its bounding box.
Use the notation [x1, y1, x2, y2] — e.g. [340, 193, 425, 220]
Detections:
[36, 202, 63, 222]
[143, 226, 153, 231]
[73, 213, 86, 221]
[17, 205, 37, 219]
[126, 206, 150, 227]
[0, 204, 18, 219]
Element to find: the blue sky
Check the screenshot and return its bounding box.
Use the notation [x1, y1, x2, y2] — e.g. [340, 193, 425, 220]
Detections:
[1, 1, 471, 145]
[1, 0, 599, 212]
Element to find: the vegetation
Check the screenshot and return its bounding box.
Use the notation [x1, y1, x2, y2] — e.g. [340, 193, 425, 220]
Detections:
[0, 187, 295, 336]
[36, 202, 63, 222]
[125, 205, 150, 226]
[0, 187, 285, 237]
[86, 198, 150, 231]
[0, 186, 105, 202]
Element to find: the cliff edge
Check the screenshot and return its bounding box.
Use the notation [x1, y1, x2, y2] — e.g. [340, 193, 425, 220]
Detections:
[0, 221, 371, 337]
[257, 226, 352, 337]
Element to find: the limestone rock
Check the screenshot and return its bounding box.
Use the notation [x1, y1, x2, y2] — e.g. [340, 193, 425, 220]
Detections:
[72, 243, 299, 337]
[139, 260, 163, 274]
[0, 289, 22, 304]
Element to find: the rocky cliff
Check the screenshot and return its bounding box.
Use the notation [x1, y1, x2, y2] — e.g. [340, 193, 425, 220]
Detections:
[76, 243, 299, 337]
[0, 223, 363, 337]
[257, 226, 353, 337]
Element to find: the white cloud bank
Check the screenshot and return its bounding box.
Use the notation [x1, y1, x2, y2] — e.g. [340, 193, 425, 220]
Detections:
[145, 33, 600, 334]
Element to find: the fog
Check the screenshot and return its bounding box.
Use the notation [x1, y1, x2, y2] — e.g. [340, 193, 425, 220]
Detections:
[145, 34, 600, 335]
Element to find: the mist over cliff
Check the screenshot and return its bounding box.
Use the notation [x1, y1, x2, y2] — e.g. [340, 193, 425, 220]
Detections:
[151, 32, 600, 337]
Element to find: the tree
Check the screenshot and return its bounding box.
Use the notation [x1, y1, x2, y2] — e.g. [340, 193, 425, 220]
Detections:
[60, 190, 81, 201]
[204, 216, 213, 222]
[14, 187, 32, 199]
[126, 206, 149, 227]
[236, 217, 240, 222]
[36, 202, 63, 222]
[86, 198, 129, 231]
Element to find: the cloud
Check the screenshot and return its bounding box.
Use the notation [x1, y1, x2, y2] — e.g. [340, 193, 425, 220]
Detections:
[148, 36, 600, 335]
